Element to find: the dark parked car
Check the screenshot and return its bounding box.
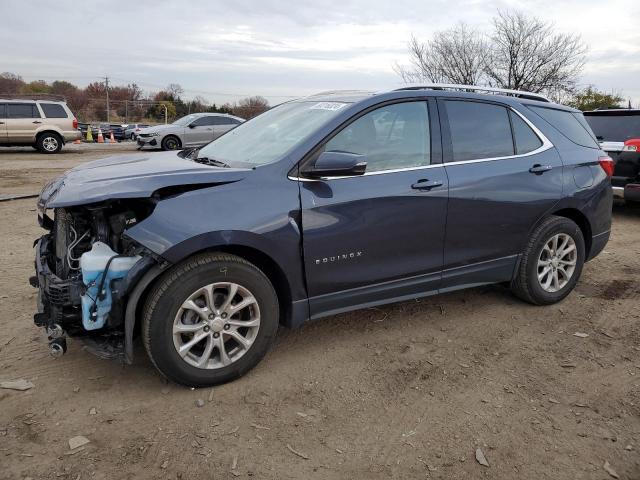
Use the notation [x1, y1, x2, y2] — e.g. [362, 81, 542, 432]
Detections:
[32, 85, 613, 387]
[584, 109, 640, 202]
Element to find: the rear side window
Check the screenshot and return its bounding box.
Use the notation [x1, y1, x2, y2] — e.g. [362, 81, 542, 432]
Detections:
[445, 101, 514, 161]
[529, 106, 598, 148]
[510, 111, 543, 154]
[212, 117, 234, 125]
[41, 103, 68, 118]
[7, 103, 40, 119]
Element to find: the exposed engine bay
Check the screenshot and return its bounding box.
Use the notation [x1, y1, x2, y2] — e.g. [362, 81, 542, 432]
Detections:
[32, 201, 158, 359]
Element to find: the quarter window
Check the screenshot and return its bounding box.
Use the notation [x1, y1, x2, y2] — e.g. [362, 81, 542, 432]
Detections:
[40, 103, 68, 118]
[7, 103, 40, 119]
[510, 111, 543, 154]
[324, 101, 431, 172]
[445, 100, 514, 162]
[529, 106, 598, 148]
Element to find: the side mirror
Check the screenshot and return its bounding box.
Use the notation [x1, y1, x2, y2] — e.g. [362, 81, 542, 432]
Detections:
[188, 123, 197, 129]
[302, 151, 367, 178]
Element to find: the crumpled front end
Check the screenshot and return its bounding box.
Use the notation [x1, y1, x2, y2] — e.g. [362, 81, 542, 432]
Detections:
[32, 202, 158, 360]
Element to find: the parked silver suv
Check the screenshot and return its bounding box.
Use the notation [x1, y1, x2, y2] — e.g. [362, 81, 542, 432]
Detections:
[0, 99, 81, 153]
[137, 113, 244, 150]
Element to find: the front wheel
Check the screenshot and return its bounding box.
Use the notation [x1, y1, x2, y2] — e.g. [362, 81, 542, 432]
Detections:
[511, 216, 585, 305]
[142, 253, 279, 387]
[161, 135, 181, 151]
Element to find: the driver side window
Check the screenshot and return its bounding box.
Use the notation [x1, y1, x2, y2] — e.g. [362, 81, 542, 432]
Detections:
[191, 116, 214, 127]
[324, 101, 431, 173]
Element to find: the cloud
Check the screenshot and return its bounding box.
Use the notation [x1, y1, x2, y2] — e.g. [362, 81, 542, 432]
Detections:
[1, 0, 638, 105]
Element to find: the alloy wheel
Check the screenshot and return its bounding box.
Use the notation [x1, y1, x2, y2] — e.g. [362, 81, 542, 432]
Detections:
[172, 282, 260, 369]
[42, 136, 58, 152]
[537, 233, 577, 293]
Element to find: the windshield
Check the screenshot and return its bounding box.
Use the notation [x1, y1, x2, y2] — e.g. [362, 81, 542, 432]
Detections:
[196, 101, 349, 167]
[584, 113, 640, 142]
[173, 114, 200, 126]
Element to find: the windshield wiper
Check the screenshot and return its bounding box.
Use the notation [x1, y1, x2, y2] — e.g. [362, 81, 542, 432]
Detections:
[193, 156, 231, 168]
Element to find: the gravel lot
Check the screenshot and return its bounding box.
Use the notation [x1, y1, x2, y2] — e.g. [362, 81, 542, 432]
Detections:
[0, 144, 639, 480]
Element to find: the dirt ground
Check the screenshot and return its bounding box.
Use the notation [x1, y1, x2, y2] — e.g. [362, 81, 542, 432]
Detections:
[0, 144, 638, 480]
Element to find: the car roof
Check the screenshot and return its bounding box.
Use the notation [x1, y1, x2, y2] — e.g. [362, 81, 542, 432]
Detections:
[295, 86, 579, 112]
[0, 98, 67, 104]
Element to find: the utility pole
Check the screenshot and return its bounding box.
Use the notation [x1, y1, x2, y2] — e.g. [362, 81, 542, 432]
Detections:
[104, 76, 110, 122]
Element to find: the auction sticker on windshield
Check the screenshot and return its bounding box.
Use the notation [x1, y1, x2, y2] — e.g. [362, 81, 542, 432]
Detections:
[310, 102, 348, 111]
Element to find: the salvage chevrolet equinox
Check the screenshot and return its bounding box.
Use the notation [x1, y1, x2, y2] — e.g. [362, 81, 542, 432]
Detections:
[32, 85, 613, 387]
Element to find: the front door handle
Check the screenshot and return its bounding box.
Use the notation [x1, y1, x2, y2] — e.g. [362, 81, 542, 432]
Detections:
[32, 120, 42, 124]
[411, 179, 443, 191]
[529, 164, 553, 174]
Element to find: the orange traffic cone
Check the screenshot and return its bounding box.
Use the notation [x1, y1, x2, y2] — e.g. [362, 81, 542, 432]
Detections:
[109, 131, 116, 143]
[97, 128, 104, 143]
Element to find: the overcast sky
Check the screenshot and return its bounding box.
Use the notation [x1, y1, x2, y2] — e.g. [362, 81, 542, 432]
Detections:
[1, 0, 639, 105]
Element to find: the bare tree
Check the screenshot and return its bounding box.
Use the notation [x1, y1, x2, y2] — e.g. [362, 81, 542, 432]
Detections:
[396, 11, 587, 97]
[166, 83, 184, 98]
[483, 10, 586, 95]
[233, 96, 269, 119]
[395, 24, 487, 85]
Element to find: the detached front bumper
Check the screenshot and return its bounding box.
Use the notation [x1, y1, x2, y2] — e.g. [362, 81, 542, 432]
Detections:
[137, 136, 159, 149]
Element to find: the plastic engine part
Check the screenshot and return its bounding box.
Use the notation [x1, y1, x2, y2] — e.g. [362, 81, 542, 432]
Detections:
[80, 242, 141, 331]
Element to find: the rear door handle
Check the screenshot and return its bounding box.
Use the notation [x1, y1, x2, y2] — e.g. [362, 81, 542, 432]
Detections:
[32, 120, 42, 124]
[529, 164, 553, 174]
[411, 179, 443, 191]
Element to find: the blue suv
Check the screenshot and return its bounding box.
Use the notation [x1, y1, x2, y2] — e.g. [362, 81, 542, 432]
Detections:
[33, 85, 613, 386]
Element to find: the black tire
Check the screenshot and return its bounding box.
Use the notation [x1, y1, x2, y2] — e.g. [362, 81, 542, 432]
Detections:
[161, 135, 181, 151]
[511, 216, 585, 305]
[36, 132, 63, 154]
[142, 253, 279, 387]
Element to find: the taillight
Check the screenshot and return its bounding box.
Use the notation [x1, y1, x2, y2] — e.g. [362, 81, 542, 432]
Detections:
[599, 156, 614, 177]
[623, 138, 640, 152]
[73, 118, 78, 129]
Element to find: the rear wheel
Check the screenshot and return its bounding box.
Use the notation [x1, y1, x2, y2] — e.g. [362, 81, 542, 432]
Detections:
[511, 216, 585, 305]
[36, 132, 62, 154]
[142, 253, 279, 387]
[161, 135, 181, 151]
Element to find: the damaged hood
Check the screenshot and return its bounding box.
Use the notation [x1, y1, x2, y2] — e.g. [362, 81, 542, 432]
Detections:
[39, 151, 250, 208]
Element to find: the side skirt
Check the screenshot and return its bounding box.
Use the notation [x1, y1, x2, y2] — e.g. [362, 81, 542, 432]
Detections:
[293, 255, 519, 328]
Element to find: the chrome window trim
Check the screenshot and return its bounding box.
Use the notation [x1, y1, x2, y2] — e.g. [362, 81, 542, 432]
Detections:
[289, 106, 554, 181]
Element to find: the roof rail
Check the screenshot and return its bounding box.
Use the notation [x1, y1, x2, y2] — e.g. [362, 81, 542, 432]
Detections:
[394, 84, 551, 103]
[0, 93, 67, 102]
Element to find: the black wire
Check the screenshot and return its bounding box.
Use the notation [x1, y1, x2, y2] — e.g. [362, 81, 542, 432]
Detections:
[90, 254, 126, 316]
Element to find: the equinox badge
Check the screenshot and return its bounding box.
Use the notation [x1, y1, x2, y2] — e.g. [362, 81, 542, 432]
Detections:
[315, 251, 363, 265]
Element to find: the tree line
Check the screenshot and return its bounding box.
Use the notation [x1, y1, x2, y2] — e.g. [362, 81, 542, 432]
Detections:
[0, 73, 270, 122]
[395, 10, 628, 111]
